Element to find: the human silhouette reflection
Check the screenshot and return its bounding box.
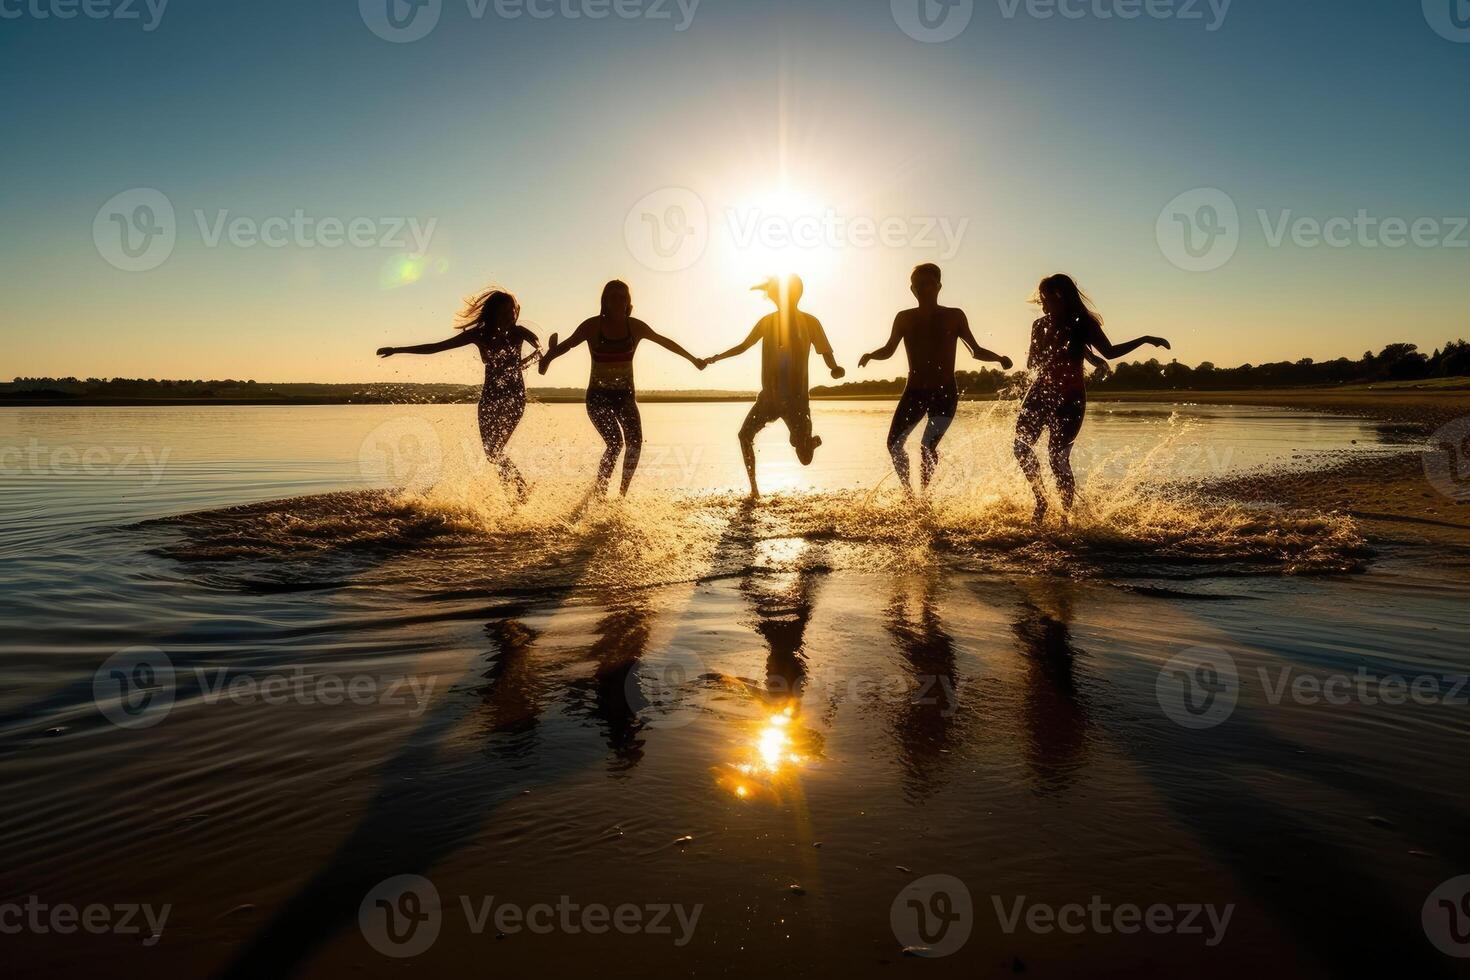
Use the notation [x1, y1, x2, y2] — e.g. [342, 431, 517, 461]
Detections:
[1010, 581, 1090, 792]
[883, 573, 963, 801]
[742, 563, 821, 711]
[566, 599, 655, 773]
[476, 619, 546, 757]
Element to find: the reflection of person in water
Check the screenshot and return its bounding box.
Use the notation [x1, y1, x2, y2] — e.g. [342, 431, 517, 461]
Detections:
[477, 619, 547, 758]
[1009, 583, 1090, 792]
[567, 601, 656, 772]
[883, 574, 963, 800]
[741, 562, 822, 710]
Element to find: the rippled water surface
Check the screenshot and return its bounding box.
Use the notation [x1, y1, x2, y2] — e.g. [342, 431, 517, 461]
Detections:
[2, 402, 1467, 978]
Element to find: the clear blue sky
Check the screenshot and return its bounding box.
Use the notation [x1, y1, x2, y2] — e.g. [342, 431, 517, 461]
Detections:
[4, 0, 1467, 387]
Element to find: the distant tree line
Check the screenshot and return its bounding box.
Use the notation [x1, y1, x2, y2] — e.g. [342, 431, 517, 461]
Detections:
[10, 341, 1470, 400]
[811, 341, 1470, 396]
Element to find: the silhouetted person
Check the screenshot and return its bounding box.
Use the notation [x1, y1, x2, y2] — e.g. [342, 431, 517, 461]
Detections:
[377, 287, 539, 498]
[705, 275, 845, 498]
[1014, 274, 1170, 524]
[539, 280, 705, 498]
[859, 263, 1013, 492]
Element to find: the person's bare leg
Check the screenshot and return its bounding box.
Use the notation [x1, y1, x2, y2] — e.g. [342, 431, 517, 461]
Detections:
[888, 438, 913, 495]
[587, 397, 622, 500]
[616, 401, 643, 497]
[497, 456, 529, 502]
[738, 406, 765, 499]
[1048, 437, 1077, 527]
[919, 415, 953, 491]
[885, 396, 924, 495]
[740, 432, 759, 498]
[1014, 415, 1047, 524]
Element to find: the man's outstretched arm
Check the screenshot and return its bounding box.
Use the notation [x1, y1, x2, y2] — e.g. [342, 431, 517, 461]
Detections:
[809, 317, 845, 379]
[957, 312, 1013, 370]
[859, 316, 903, 368]
[705, 324, 763, 364]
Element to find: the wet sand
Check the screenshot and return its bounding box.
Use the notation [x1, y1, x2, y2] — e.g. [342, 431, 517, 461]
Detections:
[1113, 387, 1470, 551]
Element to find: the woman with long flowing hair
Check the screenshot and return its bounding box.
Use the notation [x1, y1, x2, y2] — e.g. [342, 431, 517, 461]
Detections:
[377, 287, 540, 498]
[1014, 274, 1170, 524]
[539, 280, 705, 498]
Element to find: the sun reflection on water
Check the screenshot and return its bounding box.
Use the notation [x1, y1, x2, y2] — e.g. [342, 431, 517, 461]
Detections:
[721, 704, 814, 802]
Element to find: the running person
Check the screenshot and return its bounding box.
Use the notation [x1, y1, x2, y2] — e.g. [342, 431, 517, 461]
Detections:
[1014, 274, 1170, 524]
[538, 280, 706, 498]
[377, 287, 539, 499]
[859, 264, 1013, 492]
[705, 275, 845, 499]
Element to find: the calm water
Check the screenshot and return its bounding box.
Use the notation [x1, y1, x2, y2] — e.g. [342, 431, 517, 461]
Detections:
[2, 402, 1467, 978]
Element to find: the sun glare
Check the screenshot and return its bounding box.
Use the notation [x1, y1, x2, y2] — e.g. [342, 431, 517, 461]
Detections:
[721, 184, 841, 285]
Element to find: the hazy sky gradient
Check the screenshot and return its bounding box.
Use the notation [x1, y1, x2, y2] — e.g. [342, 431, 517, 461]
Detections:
[4, 0, 1468, 388]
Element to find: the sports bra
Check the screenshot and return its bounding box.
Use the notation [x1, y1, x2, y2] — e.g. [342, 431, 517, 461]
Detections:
[588, 317, 637, 391]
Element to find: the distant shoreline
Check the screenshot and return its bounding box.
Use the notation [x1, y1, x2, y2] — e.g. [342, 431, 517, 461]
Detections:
[4, 381, 1469, 425]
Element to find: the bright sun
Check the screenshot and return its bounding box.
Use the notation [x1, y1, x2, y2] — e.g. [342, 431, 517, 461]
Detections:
[719, 184, 841, 285]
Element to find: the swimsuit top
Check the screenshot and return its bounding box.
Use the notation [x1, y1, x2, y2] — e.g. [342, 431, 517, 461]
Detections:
[588, 317, 637, 391]
[475, 327, 526, 393]
[1027, 315, 1088, 402]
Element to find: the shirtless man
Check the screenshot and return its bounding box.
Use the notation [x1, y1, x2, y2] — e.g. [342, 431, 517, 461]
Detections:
[859, 264, 1013, 492]
[706, 275, 845, 498]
